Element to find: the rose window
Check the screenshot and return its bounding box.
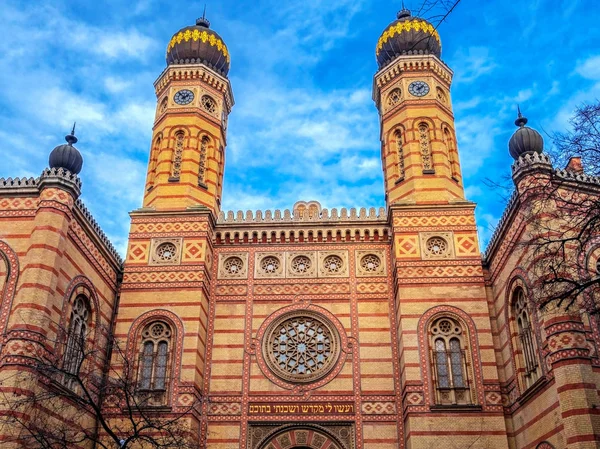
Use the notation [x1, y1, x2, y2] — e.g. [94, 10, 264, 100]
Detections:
[263, 312, 340, 383]
[156, 242, 177, 262]
[224, 256, 244, 275]
[426, 237, 448, 256]
[143, 322, 171, 340]
[201, 95, 216, 113]
[360, 254, 381, 273]
[260, 256, 280, 274]
[291, 256, 311, 274]
[323, 255, 343, 273]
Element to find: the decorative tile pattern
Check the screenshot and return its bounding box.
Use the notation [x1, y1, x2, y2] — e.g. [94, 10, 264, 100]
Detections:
[355, 249, 387, 277]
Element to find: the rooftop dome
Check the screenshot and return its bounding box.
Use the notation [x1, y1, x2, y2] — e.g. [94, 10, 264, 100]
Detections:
[166, 16, 230, 76]
[508, 109, 544, 160]
[376, 9, 441, 69]
[49, 125, 83, 174]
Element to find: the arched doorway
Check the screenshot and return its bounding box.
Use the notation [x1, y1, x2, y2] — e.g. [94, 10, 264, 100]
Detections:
[252, 423, 352, 449]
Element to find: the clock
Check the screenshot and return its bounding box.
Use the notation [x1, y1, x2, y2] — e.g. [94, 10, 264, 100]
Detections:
[408, 81, 430, 97]
[174, 89, 194, 105]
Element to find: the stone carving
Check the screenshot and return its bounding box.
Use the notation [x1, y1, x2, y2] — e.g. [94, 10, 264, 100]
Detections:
[317, 251, 349, 277]
[254, 252, 285, 278]
[217, 252, 249, 279]
[149, 238, 183, 266]
[355, 249, 386, 277]
[419, 232, 455, 259]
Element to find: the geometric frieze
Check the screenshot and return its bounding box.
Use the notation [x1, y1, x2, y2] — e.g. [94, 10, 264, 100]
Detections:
[454, 234, 479, 256]
[356, 283, 388, 294]
[392, 213, 475, 228]
[122, 269, 205, 285]
[130, 218, 209, 236]
[395, 263, 483, 283]
[253, 283, 350, 296]
[361, 401, 396, 414]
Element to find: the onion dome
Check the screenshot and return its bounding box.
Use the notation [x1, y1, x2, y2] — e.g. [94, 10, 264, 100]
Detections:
[49, 124, 83, 174]
[376, 9, 441, 69]
[166, 15, 230, 76]
[508, 108, 544, 159]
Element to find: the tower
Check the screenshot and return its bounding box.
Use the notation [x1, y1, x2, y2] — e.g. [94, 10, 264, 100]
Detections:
[143, 15, 234, 213]
[373, 9, 463, 205]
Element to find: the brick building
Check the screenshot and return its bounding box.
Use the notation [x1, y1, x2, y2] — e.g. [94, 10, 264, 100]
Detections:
[0, 8, 599, 449]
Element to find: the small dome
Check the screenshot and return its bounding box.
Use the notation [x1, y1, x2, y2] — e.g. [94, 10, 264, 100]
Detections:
[166, 17, 230, 76]
[508, 111, 544, 159]
[376, 9, 441, 69]
[49, 127, 83, 174]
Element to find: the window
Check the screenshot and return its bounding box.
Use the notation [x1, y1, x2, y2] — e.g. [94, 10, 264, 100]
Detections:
[387, 88, 402, 108]
[170, 132, 184, 180]
[63, 295, 90, 387]
[138, 322, 172, 392]
[513, 288, 540, 388]
[201, 95, 216, 114]
[148, 136, 161, 187]
[443, 128, 459, 180]
[198, 135, 209, 186]
[430, 317, 472, 405]
[394, 130, 405, 180]
[418, 123, 434, 173]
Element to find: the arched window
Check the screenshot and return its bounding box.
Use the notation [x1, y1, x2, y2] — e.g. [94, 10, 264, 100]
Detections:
[387, 88, 402, 108]
[198, 135, 209, 186]
[63, 295, 90, 386]
[443, 128, 459, 181]
[430, 316, 472, 405]
[394, 130, 405, 181]
[418, 123, 434, 173]
[0, 253, 7, 303]
[159, 97, 168, 114]
[148, 136, 161, 188]
[170, 132, 184, 180]
[513, 288, 540, 388]
[138, 321, 172, 391]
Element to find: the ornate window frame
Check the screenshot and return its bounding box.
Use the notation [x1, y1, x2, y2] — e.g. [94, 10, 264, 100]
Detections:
[417, 121, 435, 174]
[0, 240, 19, 336]
[137, 321, 173, 396]
[510, 284, 541, 391]
[62, 294, 91, 388]
[418, 306, 484, 409]
[393, 129, 405, 182]
[255, 304, 349, 390]
[169, 130, 185, 181]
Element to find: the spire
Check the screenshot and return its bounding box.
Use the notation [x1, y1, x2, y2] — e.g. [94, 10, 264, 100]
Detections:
[397, 5, 412, 19]
[515, 105, 528, 127]
[196, 5, 210, 28]
[65, 122, 78, 145]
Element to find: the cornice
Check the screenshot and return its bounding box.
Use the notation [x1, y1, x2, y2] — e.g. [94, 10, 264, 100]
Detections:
[154, 63, 234, 113]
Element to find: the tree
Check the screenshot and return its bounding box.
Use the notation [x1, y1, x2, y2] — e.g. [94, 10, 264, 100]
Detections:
[519, 101, 600, 314]
[0, 322, 200, 449]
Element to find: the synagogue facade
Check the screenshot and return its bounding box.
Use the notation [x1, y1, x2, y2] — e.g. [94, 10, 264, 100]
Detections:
[0, 8, 599, 449]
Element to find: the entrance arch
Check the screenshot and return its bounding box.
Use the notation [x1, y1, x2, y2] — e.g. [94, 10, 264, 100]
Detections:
[255, 423, 350, 449]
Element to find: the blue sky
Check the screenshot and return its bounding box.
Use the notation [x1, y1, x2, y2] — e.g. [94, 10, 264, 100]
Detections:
[1, 0, 599, 256]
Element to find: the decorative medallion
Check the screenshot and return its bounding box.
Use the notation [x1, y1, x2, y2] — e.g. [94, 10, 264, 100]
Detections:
[262, 310, 341, 384]
[317, 251, 349, 277]
[149, 238, 182, 265]
[355, 250, 386, 277]
[254, 252, 285, 278]
[218, 252, 249, 279]
[419, 232, 455, 259]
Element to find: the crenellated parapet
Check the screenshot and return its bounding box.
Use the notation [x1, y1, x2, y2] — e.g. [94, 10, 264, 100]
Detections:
[217, 206, 387, 224]
[74, 199, 123, 266]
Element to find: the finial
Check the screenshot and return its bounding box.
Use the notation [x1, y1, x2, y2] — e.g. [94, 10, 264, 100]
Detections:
[65, 122, 78, 145]
[397, 2, 411, 19]
[196, 5, 210, 28]
[514, 105, 528, 127]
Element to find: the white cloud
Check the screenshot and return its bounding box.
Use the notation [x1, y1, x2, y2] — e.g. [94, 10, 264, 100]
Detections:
[575, 55, 600, 80]
[452, 47, 497, 84]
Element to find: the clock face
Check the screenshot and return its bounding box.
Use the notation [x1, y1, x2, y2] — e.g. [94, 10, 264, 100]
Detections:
[408, 81, 430, 97]
[173, 89, 194, 105]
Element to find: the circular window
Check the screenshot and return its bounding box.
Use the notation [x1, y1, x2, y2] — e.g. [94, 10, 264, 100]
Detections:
[201, 95, 216, 113]
[426, 237, 448, 256]
[360, 254, 381, 273]
[323, 255, 343, 274]
[156, 242, 177, 262]
[224, 256, 244, 275]
[143, 322, 171, 340]
[262, 311, 341, 384]
[260, 256, 280, 274]
[291, 255, 312, 274]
